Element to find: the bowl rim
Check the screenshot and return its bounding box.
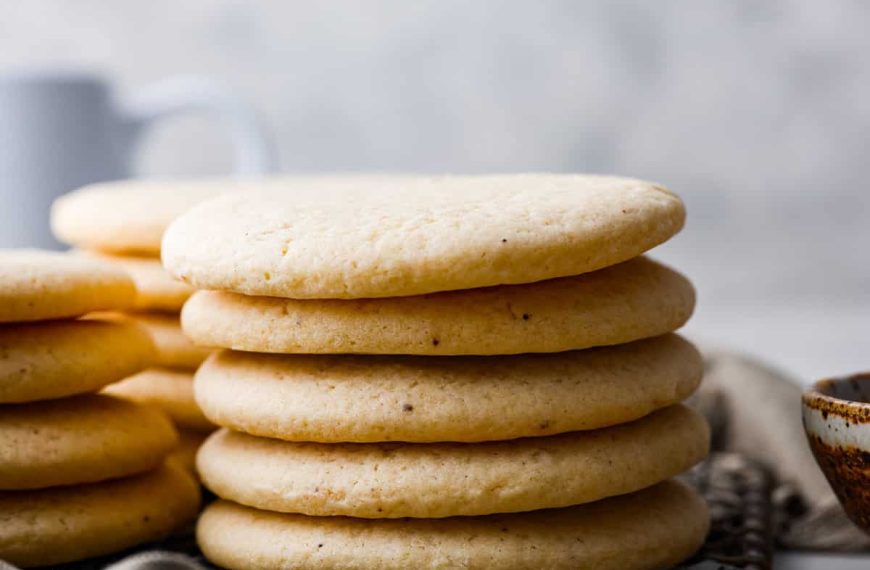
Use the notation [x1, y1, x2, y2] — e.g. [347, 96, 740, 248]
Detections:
[802, 372, 870, 412]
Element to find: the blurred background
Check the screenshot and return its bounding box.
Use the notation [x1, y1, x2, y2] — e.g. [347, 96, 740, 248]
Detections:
[1, 0, 867, 382]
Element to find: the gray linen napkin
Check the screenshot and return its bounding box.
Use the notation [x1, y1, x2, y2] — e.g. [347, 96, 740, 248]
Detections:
[693, 351, 870, 551]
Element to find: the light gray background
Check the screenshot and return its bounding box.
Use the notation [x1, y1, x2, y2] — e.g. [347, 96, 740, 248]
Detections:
[1, 0, 868, 384]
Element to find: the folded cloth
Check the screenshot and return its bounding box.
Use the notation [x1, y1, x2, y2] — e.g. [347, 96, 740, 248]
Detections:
[693, 351, 870, 551]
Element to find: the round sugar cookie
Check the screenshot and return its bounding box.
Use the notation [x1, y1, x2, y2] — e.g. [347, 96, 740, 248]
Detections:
[0, 249, 135, 323]
[51, 180, 230, 255]
[0, 462, 200, 568]
[0, 394, 177, 490]
[97, 312, 211, 370]
[51, 176, 378, 256]
[182, 257, 694, 355]
[163, 174, 685, 299]
[197, 405, 709, 518]
[198, 480, 708, 570]
[0, 320, 154, 403]
[195, 334, 702, 443]
[79, 251, 194, 312]
[134, 313, 212, 369]
[105, 368, 215, 432]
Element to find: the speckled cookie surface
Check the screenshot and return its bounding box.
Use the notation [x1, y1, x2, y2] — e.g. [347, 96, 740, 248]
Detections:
[0, 249, 135, 323]
[198, 480, 708, 570]
[0, 320, 154, 403]
[105, 368, 214, 432]
[0, 394, 177, 490]
[51, 180, 230, 255]
[182, 257, 694, 355]
[0, 462, 200, 568]
[195, 334, 701, 443]
[197, 405, 709, 518]
[163, 174, 685, 299]
[80, 252, 194, 312]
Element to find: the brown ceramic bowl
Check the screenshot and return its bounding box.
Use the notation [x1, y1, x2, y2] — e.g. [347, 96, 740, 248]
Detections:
[802, 373, 870, 534]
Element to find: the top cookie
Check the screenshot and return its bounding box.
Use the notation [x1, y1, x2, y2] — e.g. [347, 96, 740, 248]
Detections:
[51, 176, 398, 256]
[163, 174, 685, 298]
[51, 180, 228, 255]
[0, 249, 136, 323]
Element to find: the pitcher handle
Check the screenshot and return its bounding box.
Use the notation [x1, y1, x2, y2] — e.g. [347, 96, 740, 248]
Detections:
[118, 75, 276, 176]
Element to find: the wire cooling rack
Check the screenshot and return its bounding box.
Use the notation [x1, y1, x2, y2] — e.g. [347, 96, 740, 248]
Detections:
[678, 453, 774, 570]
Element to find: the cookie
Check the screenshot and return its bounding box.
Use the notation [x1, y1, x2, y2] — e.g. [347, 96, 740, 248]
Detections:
[105, 368, 215, 432]
[0, 394, 177, 490]
[79, 251, 194, 312]
[195, 334, 701, 443]
[170, 429, 209, 475]
[51, 180, 230, 255]
[198, 480, 708, 570]
[197, 405, 708, 518]
[0, 462, 200, 568]
[182, 257, 694, 355]
[163, 174, 685, 299]
[134, 313, 212, 369]
[0, 320, 154, 403]
[0, 249, 135, 323]
[97, 312, 211, 370]
[51, 176, 377, 256]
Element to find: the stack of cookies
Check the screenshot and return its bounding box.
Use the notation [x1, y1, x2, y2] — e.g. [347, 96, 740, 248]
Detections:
[0, 249, 199, 568]
[162, 175, 711, 570]
[52, 181, 221, 470]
